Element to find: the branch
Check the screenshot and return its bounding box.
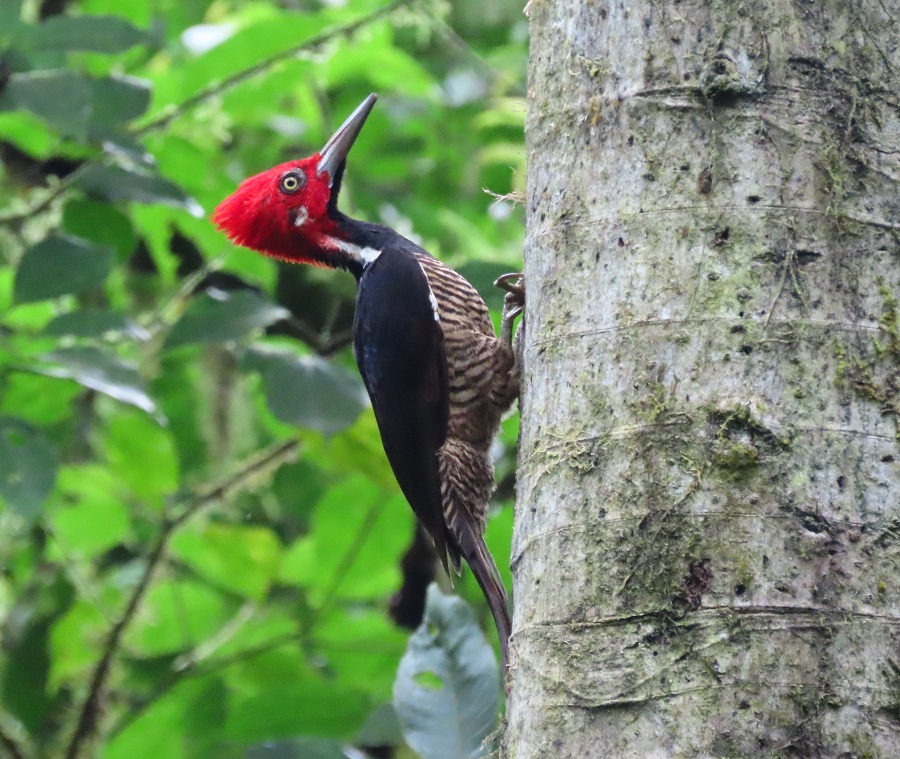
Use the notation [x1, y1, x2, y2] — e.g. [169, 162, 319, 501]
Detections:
[64, 530, 167, 759]
[63, 439, 299, 759]
[272, 316, 355, 356]
[131, 0, 416, 137]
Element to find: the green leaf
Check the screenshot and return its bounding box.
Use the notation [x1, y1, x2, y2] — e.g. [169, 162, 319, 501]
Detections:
[224, 678, 370, 742]
[0, 372, 81, 425]
[13, 234, 114, 304]
[126, 580, 231, 655]
[88, 75, 152, 127]
[62, 200, 137, 258]
[164, 290, 289, 349]
[43, 310, 146, 340]
[393, 585, 500, 759]
[52, 466, 131, 556]
[75, 164, 203, 216]
[0, 70, 94, 137]
[23, 14, 149, 54]
[48, 600, 107, 690]
[0, 110, 58, 157]
[170, 523, 282, 601]
[279, 477, 410, 603]
[243, 345, 367, 436]
[34, 347, 156, 414]
[101, 407, 178, 505]
[0, 418, 57, 521]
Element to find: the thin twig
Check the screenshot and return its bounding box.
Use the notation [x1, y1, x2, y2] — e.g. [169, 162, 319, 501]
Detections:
[63, 439, 299, 759]
[131, 0, 416, 138]
[64, 531, 167, 759]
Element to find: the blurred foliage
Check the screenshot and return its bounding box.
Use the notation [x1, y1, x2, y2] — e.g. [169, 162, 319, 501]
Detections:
[0, 0, 525, 757]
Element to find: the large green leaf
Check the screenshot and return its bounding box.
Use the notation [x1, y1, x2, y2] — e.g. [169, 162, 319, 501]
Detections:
[243, 346, 367, 436]
[0, 71, 151, 138]
[76, 164, 203, 215]
[34, 347, 157, 415]
[125, 580, 231, 656]
[170, 523, 282, 601]
[0, 70, 94, 136]
[165, 291, 289, 349]
[393, 585, 500, 759]
[0, 418, 57, 521]
[13, 235, 114, 304]
[43, 310, 146, 340]
[279, 477, 410, 603]
[61, 200, 138, 258]
[101, 407, 178, 505]
[20, 14, 150, 54]
[52, 465, 132, 556]
[88, 76, 152, 128]
[223, 678, 370, 742]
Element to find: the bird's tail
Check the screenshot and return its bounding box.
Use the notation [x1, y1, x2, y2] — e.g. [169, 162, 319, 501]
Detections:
[457, 524, 511, 675]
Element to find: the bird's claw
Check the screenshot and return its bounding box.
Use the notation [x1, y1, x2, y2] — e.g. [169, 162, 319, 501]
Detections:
[494, 272, 525, 302]
[496, 272, 525, 348]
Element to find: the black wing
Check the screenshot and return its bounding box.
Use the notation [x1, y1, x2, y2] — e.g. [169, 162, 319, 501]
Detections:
[353, 247, 453, 569]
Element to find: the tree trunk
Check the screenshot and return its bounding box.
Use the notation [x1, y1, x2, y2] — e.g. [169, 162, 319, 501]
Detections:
[507, 1, 900, 756]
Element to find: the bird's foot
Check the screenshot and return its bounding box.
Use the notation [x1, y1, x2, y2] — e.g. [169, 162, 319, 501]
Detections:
[494, 273, 525, 347]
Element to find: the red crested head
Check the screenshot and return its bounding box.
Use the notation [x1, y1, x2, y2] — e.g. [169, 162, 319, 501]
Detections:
[212, 94, 378, 267]
[212, 156, 335, 263]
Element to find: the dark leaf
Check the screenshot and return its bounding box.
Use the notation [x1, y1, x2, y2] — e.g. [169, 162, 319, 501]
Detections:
[75, 164, 202, 215]
[35, 347, 157, 415]
[0, 69, 93, 136]
[61, 199, 138, 258]
[20, 14, 149, 54]
[243, 346, 368, 435]
[88, 75, 151, 127]
[393, 585, 500, 759]
[13, 234, 114, 304]
[165, 290, 290, 349]
[0, 418, 57, 521]
[43, 310, 147, 340]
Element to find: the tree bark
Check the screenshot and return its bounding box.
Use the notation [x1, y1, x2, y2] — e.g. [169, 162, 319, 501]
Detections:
[507, 1, 900, 756]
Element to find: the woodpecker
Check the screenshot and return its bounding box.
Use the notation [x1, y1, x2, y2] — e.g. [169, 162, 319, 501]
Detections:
[213, 94, 523, 671]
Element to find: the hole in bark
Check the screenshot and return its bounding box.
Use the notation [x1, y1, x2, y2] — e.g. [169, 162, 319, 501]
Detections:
[735, 583, 746, 596]
[712, 227, 730, 245]
[881, 455, 894, 463]
[730, 324, 746, 334]
[618, 237, 625, 247]
[837, 475, 846, 489]
[740, 344, 753, 354]
[747, 195, 761, 203]
[762, 555, 770, 567]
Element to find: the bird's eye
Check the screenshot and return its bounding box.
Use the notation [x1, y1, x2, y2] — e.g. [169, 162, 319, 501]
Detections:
[279, 171, 305, 194]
